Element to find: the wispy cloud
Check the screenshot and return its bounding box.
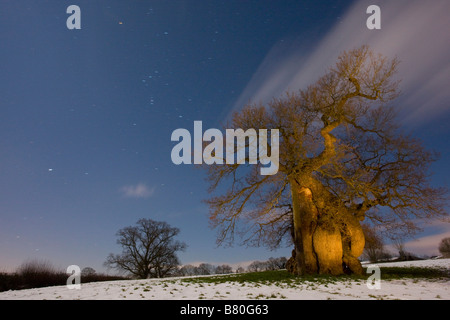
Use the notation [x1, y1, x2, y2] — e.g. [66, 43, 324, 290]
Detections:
[230, 0, 450, 126]
[120, 183, 155, 199]
[403, 231, 450, 256]
[385, 221, 450, 256]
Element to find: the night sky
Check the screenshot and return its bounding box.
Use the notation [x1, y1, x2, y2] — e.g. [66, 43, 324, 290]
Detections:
[1, 0, 449, 273]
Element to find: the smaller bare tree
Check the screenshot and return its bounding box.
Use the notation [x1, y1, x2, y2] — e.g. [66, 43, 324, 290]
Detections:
[235, 266, 245, 273]
[178, 264, 197, 276]
[104, 218, 187, 279]
[216, 264, 233, 274]
[393, 239, 406, 260]
[197, 263, 216, 275]
[438, 237, 450, 258]
[81, 267, 96, 277]
[362, 224, 391, 263]
[391, 239, 412, 260]
[247, 261, 265, 272]
[266, 257, 287, 270]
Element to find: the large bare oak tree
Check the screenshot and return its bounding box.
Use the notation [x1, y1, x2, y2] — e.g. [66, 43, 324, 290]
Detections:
[205, 46, 448, 275]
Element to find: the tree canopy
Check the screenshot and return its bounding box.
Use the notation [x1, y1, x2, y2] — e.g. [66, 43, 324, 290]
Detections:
[205, 46, 448, 275]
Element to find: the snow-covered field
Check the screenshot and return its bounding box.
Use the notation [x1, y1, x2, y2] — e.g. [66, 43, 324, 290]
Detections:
[1, 259, 448, 300]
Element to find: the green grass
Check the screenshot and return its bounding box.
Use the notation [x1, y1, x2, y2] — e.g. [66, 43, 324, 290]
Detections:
[179, 266, 449, 287]
[376, 266, 449, 280]
[180, 270, 297, 285]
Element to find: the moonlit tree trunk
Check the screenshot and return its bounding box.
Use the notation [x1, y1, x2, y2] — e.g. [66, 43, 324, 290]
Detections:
[291, 181, 318, 274]
[289, 178, 363, 275]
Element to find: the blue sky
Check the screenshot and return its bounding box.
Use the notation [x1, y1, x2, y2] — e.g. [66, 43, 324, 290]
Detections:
[1, 0, 449, 273]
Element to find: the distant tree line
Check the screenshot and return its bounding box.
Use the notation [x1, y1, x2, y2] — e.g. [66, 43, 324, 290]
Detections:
[246, 257, 287, 272]
[0, 259, 127, 292]
[174, 257, 288, 277]
[176, 263, 233, 276]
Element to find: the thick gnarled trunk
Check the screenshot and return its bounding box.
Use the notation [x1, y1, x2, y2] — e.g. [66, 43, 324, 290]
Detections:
[288, 179, 365, 276]
[291, 184, 318, 274]
[341, 210, 365, 275]
[313, 223, 344, 275]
